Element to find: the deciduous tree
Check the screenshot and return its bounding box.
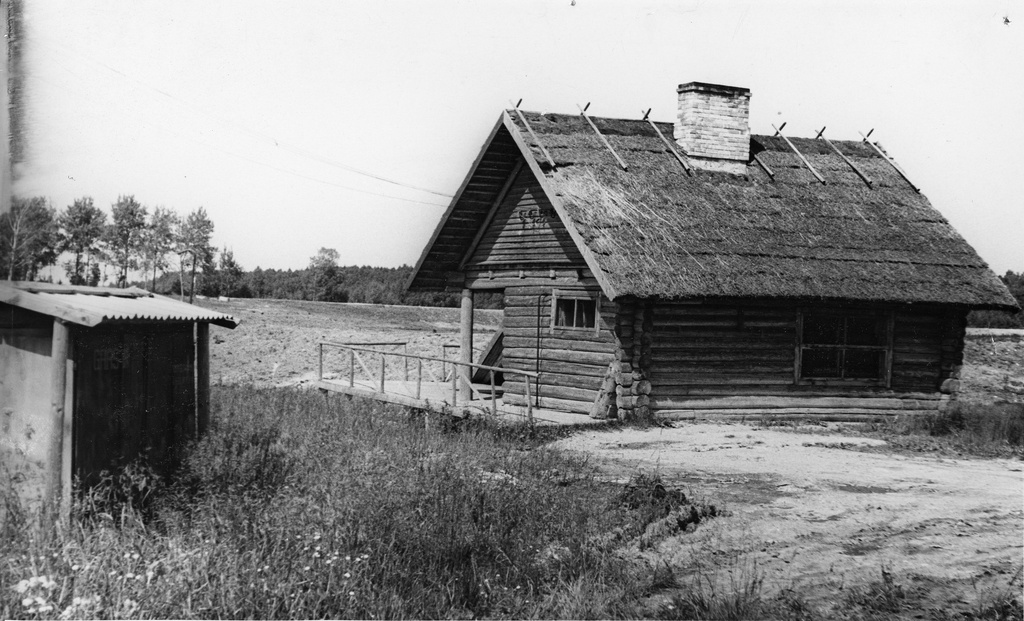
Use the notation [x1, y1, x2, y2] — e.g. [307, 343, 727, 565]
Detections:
[141, 207, 178, 292]
[57, 197, 106, 285]
[308, 247, 340, 301]
[1, 196, 58, 281]
[104, 195, 148, 288]
[176, 207, 215, 303]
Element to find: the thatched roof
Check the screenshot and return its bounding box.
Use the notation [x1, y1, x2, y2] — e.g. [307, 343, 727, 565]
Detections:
[408, 110, 1018, 311]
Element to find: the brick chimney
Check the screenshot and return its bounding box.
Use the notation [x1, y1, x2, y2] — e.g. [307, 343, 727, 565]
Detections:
[674, 82, 751, 174]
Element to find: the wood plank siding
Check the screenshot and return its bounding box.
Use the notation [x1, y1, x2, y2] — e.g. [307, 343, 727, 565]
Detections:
[409, 126, 524, 291]
[644, 300, 966, 415]
[73, 324, 196, 483]
[465, 166, 584, 268]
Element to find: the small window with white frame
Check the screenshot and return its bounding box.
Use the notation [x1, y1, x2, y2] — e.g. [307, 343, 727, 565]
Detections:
[551, 289, 600, 333]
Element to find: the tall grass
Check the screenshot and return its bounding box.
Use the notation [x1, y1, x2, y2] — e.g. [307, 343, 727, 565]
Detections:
[0, 387, 658, 619]
[879, 401, 1024, 458]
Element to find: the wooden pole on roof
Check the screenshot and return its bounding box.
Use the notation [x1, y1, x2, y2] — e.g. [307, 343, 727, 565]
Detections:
[859, 130, 921, 193]
[815, 127, 873, 188]
[510, 100, 556, 169]
[642, 108, 692, 175]
[752, 154, 775, 180]
[578, 103, 629, 171]
[773, 123, 826, 184]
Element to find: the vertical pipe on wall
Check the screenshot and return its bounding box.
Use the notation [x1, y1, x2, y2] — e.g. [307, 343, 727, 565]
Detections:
[47, 318, 70, 524]
[196, 322, 210, 436]
[459, 289, 474, 402]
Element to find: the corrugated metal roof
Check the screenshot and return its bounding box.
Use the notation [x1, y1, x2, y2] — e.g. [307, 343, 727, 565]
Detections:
[0, 282, 239, 328]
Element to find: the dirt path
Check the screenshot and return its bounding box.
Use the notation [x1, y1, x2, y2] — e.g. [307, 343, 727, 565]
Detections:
[554, 423, 1024, 616]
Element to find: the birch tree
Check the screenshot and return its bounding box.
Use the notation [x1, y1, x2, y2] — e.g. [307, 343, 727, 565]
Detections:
[1, 196, 58, 281]
[104, 195, 148, 288]
[176, 207, 215, 303]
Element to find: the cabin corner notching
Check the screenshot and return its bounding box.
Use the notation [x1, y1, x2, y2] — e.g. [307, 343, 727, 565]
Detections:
[406, 81, 1018, 422]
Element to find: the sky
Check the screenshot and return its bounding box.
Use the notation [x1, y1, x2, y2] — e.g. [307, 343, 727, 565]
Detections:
[11, 0, 1024, 274]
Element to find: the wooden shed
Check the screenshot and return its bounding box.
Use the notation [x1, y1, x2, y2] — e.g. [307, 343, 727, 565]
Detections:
[407, 82, 1019, 421]
[0, 282, 237, 511]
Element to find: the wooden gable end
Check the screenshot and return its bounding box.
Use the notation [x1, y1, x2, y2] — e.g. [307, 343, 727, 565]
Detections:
[464, 165, 585, 268]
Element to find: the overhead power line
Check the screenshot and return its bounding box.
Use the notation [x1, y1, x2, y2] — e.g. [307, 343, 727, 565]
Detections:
[46, 40, 455, 200]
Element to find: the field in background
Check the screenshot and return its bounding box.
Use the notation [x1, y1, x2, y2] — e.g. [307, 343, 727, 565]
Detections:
[199, 297, 1024, 405]
[198, 298, 502, 386]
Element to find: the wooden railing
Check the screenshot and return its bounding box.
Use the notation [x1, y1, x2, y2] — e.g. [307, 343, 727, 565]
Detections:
[318, 341, 538, 423]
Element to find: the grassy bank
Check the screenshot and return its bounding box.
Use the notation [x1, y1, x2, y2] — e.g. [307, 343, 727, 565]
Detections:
[0, 387, 675, 619]
[866, 401, 1024, 459]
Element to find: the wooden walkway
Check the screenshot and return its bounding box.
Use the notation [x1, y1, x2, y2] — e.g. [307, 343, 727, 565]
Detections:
[315, 378, 607, 426]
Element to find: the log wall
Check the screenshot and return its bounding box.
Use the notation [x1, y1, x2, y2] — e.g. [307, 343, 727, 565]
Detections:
[500, 286, 617, 414]
[636, 299, 966, 418]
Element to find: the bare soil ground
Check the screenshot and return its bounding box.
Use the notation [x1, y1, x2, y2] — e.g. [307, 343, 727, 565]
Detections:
[200, 298, 1024, 616]
[553, 424, 1023, 618]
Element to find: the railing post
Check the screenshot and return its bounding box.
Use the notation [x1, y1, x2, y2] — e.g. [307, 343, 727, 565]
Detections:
[349, 349, 355, 387]
[318, 342, 323, 380]
[404, 344, 409, 382]
[380, 353, 386, 393]
[490, 370, 497, 416]
[416, 359, 422, 400]
[451, 365, 458, 406]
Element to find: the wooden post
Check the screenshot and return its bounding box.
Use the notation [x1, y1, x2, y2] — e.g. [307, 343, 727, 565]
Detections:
[459, 289, 473, 402]
[379, 353, 386, 393]
[47, 319, 70, 522]
[490, 370, 497, 416]
[196, 322, 210, 436]
[451, 365, 458, 405]
[403, 344, 409, 381]
[318, 342, 323, 380]
[416, 359, 422, 399]
[349, 349, 355, 387]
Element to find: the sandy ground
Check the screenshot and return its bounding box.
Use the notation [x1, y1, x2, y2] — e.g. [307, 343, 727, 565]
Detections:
[554, 423, 1024, 615]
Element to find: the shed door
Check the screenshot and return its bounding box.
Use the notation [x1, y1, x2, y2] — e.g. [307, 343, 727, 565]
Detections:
[73, 325, 195, 483]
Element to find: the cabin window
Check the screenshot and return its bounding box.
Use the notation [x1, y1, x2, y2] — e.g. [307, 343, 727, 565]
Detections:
[551, 290, 599, 333]
[798, 311, 892, 384]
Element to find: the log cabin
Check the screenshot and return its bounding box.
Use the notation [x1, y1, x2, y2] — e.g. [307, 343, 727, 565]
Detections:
[406, 82, 1019, 421]
[0, 282, 237, 512]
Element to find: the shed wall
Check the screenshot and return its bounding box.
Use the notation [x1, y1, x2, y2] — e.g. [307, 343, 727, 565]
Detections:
[73, 324, 196, 483]
[0, 326, 54, 505]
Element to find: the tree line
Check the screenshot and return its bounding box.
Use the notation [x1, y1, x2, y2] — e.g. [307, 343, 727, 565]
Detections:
[0, 195, 466, 307]
[0, 195, 217, 302]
